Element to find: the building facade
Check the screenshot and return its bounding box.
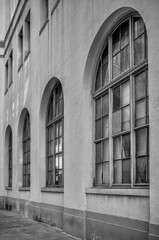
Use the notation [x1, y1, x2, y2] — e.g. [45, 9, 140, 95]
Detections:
[0, 0, 159, 239]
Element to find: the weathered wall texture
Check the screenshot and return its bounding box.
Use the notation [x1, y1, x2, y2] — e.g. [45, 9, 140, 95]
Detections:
[0, 0, 159, 239]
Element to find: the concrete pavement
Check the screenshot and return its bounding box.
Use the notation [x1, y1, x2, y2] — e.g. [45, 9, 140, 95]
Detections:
[0, 209, 81, 240]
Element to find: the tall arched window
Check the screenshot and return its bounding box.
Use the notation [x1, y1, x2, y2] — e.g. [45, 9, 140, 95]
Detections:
[46, 83, 64, 187]
[23, 112, 30, 187]
[8, 128, 12, 187]
[94, 14, 148, 187]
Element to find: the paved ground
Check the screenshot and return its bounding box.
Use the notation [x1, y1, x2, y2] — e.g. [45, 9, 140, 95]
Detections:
[0, 209, 80, 240]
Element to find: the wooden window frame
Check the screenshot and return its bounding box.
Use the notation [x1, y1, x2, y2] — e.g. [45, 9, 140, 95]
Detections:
[94, 14, 149, 188]
[8, 129, 12, 187]
[22, 112, 31, 187]
[46, 83, 64, 188]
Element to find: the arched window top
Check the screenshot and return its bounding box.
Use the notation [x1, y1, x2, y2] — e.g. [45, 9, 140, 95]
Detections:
[95, 14, 147, 92]
[47, 83, 63, 124]
[23, 112, 30, 140]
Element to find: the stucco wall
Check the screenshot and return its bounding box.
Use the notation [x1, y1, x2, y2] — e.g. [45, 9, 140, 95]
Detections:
[1, 0, 159, 239]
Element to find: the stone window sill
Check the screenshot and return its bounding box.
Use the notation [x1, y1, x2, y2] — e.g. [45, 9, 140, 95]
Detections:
[5, 187, 12, 191]
[19, 187, 30, 191]
[41, 187, 64, 193]
[86, 188, 149, 197]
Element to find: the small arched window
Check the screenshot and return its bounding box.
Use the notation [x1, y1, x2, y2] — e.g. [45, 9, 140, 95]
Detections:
[23, 112, 31, 187]
[94, 14, 148, 187]
[46, 83, 64, 187]
[8, 128, 12, 187]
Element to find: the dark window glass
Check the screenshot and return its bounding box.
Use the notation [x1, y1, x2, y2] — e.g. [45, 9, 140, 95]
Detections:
[23, 112, 30, 187]
[8, 129, 12, 187]
[46, 83, 63, 187]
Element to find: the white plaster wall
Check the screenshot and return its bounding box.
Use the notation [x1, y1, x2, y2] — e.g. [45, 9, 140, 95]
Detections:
[2, 0, 159, 228]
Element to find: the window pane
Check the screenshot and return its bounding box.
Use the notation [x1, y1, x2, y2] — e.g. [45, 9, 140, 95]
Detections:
[56, 155, 58, 169]
[103, 162, 109, 184]
[134, 17, 145, 39]
[96, 98, 102, 119]
[55, 139, 59, 153]
[96, 142, 102, 163]
[122, 106, 130, 131]
[113, 110, 121, 134]
[113, 28, 120, 55]
[58, 99, 63, 115]
[113, 86, 120, 111]
[102, 94, 109, 116]
[55, 123, 59, 138]
[102, 62, 109, 86]
[113, 160, 122, 184]
[49, 141, 53, 155]
[96, 164, 102, 184]
[59, 137, 62, 152]
[59, 154, 62, 169]
[121, 20, 129, 49]
[122, 134, 130, 158]
[122, 159, 131, 183]
[59, 121, 62, 136]
[95, 63, 101, 91]
[103, 139, 109, 162]
[136, 157, 148, 183]
[48, 126, 53, 140]
[95, 119, 102, 140]
[121, 46, 129, 73]
[102, 116, 109, 138]
[102, 44, 108, 64]
[134, 34, 145, 65]
[135, 71, 146, 100]
[58, 170, 62, 185]
[113, 136, 121, 160]
[121, 81, 130, 107]
[136, 99, 146, 126]
[113, 53, 120, 78]
[136, 128, 147, 156]
[102, 45, 109, 85]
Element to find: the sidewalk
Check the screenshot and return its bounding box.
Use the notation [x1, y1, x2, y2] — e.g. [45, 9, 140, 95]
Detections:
[0, 209, 80, 240]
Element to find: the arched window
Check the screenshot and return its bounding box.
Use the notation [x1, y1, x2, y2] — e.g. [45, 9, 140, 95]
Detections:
[46, 83, 64, 187]
[8, 128, 12, 187]
[94, 14, 148, 186]
[23, 112, 30, 187]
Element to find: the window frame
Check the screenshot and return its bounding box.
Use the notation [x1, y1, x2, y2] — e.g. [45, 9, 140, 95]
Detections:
[24, 10, 31, 60]
[8, 129, 12, 188]
[93, 13, 149, 188]
[18, 27, 23, 70]
[22, 112, 31, 188]
[46, 83, 64, 188]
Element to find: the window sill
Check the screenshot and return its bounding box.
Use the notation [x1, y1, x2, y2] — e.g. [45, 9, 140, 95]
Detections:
[24, 50, 30, 61]
[39, 19, 49, 36]
[19, 187, 30, 191]
[5, 187, 12, 191]
[41, 187, 64, 193]
[86, 187, 149, 197]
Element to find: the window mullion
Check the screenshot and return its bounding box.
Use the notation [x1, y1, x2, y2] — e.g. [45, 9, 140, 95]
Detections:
[109, 88, 113, 187]
[108, 37, 112, 82]
[130, 75, 134, 187]
[129, 16, 133, 68]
